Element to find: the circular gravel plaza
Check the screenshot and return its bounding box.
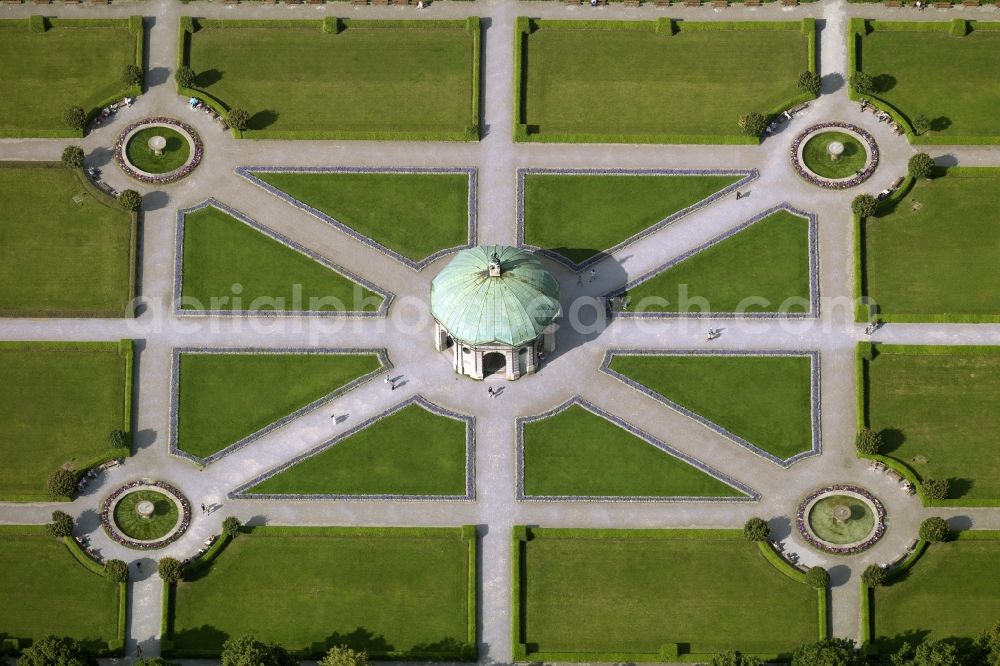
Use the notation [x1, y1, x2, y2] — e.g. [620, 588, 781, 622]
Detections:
[102, 480, 191, 550]
[791, 122, 879, 190]
[115, 117, 203, 184]
[798, 485, 886, 555]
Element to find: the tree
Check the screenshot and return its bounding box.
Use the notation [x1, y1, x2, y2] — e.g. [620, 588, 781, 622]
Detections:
[157, 557, 184, 584]
[108, 429, 128, 449]
[47, 468, 76, 498]
[738, 112, 768, 138]
[743, 517, 770, 542]
[851, 194, 878, 219]
[805, 566, 830, 589]
[46, 510, 74, 538]
[222, 516, 242, 538]
[174, 66, 196, 88]
[61, 145, 85, 169]
[912, 115, 931, 136]
[709, 652, 764, 666]
[919, 517, 950, 543]
[63, 106, 87, 131]
[852, 71, 874, 95]
[975, 621, 1000, 666]
[861, 563, 887, 588]
[791, 639, 863, 666]
[908, 153, 935, 179]
[104, 559, 128, 583]
[923, 477, 950, 500]
[319, 645, 369, 666]
[891, 639, 965, 666]
[220, 635, 296, 666]
[122, 64, 143, 88]
[118, 189, 142, 212]
[17, 635, 97, 666]
[228, 107, 251, 133]
[798, 71, 822, 96]
[135, 660, 174, 666]
[855, 427, 883, 455]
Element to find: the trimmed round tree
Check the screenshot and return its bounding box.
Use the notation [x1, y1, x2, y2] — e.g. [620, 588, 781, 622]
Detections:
[222, 516, 242, 538]
[908, 153, 935, 179]
[108, 429, 128, 449]
[738, 112, 768, 138]
[104, 559, 128, 583]
[157, 557, 184, 584]
[175, 66, 196, 89]
[743, 517, 770, 542]
[861, 564, 887, 588]
[61, 146, 85, 170]
[228, 107, 251, 133]
[912, 115, 931, 136]
[122, 64, 143, 88]
[805, 566, 830, 589]
[923, 478, 950, 500]
[46, 510, 74, 538]
[118, 189, 142, 212]
[709, 652, 764, 666]
[64, 105, 87, 131]
[17, 635, 97, 666]
[221, 635, 296, 666]
[47, 468, 76, 498]
[791, 638, 863, 666]
[852, 71, 874, 96]
[919, 517, 950, 543]
[320, 646, 369, 666]
[797, 71, 822, 96]
[851, 194, 878, 219]
[855, 427, 883, 455]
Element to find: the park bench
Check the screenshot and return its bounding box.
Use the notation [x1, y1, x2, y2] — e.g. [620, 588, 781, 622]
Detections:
[933, 1, 951, 6]
[32, 0, 49, 4]
[963, 0, 980, 6]
[390, 0, 410, 5]
[713, 1, 728, 7]
[3, 0, 21, 4]
[781, 0, 798, 6]
[684, 0, 701, 6]
[788, 102, 809, 115]
[624, 0, 642, 6]
[745, 0, 763, 6]
[352, 0, 367, 5]
[885, 0, 902, 7]
[373, 0, 389, 5]
[654, 0, 670, 6]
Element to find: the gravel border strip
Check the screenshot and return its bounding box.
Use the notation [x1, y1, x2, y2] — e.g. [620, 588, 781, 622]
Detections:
[172, 198, 393, 317]
[168, 347, 391, 467]
[791, 122, 880, 190]
[608, 203, 820, 319]
[228, 395, 475, 501]
[514, 396, 759, 503]
[796, 484, 887, 554]
[235, 166, 478, 270]
[515, 168, 759, 271]
[115, 117, 203, 185]
[600, 349, 822, 468]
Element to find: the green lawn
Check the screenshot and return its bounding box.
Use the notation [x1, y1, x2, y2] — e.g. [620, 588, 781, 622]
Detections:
[522, 173, 741, 264]
[186, 19, 479, 140]
[0, 19, 139, 137]
[113, 490, 179, 541]
[860, 26, 1000, 141]
[802, 132, 867, 179]
[180, 205, 382, 313]
[863, 170, 1000, 321]
[0, 165, 134, 317]
[251, 171, 469, 263]
[0, 341, 131, 501]
[176, 352, 382, 460]
[873, 534, 1000, 652]
[247, 403, 468, 496]
[521, 404, 743, 498]
[609, 354, 814, 460]
[0, 526, 121, 649]
[863, 345, 1000, 502]
[515, 528, 818, 659]
[170, 527, 475, 658]
[625, 210, 811, 314]
[519, 20, 809, 142]
[126, 127, 190, 174]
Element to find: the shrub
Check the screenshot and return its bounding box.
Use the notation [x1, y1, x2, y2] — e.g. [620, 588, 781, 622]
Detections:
[122, 64, 143, 88]
[157, 557, 184, 584]
[851, 71, 874, 95]
[175, 66, 196, 89]
[976, 622, 1000, 665]
[228, 107, 251, 133]
[108, 429, 128, 449]
[61, 146, 85, 169]
[28, 14, 47, 33]
[791, 638, 863, 666]
[104, 559, 128, 583]
[949, 18, 968, 37]
[908, 153, 935, 179]
[46, 510, 74, 538]
[709, 652, 763, 666]
[805, 566, 830, 589]
[221, 635, 296, 666]
[919, 517, 950, 543]
[737, 112, 767, 138]
[135, 660, 172, 666]
[118, 190, 142, 212]
[47, 468, 76, 498]
[851, 426, 882, 456]
[222, 516, 242, 538]
[319, 646, 369, 666]
[912, 115, 931, 136]
[63, 106, 87, 131]
[743, 517, 770, 542]
[851, 194, 878, 219]
[797, 71, 822, 96]
[861, 564, 887, 588]
[17, 635, 96, 666]
[923, 477, 950, 500]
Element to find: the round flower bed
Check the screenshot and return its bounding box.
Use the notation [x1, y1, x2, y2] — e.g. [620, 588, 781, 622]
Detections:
[791, 122, 879, 190]
[797, 485, 886, 555]
[101, 480, 191, 550]
[115, 117, 202, 185]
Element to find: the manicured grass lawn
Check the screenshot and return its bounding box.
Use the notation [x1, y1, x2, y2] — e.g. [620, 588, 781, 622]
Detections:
[170, 527, 474, 657]
[802, 132, 866, 179]
[863, 170, 1000, 321]
[177, 352, 382, 460]
[863, 345, 1000, 501]
[625, 210, 811, 314]
[0, 526, 121, 649]
[515, 528, 818, 658]
[0, 341, 130, 501]
[860, 26, 1000, 141]
[521, 404, 742, 498]
[0, 166, 134, 317]
[126, 127, 190, 174]
[522, 173, 740, 264]
[247, 403, 468, 496]
[180, 205, 382, 312]
[873, 534, 1000, 651]
[520, 20, 808, 141]
[609, 354, 813, 460]
[113, 490, 179, 541]
[0, 20, 138, 137]
[252, 171, 469, 263]
[187, 19, 479, 139]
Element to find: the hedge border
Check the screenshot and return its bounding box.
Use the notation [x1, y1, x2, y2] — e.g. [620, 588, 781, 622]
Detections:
[601, 349, 822, 468]
[757, 541, 830, 639]
[514, 396, 759, 502]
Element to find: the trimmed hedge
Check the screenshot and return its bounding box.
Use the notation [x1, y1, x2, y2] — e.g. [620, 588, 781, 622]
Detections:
[61, 536, 127, 654]
[182, 532, 232, 579]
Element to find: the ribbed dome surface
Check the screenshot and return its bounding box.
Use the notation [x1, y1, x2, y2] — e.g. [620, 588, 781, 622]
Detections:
[430, 245, 561, 347]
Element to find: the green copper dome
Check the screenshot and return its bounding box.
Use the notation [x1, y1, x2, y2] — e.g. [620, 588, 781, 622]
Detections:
[431, 245, 561, 348]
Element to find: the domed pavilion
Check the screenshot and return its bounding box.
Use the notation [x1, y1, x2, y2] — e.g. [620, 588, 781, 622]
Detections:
[431, 245, 561, 380]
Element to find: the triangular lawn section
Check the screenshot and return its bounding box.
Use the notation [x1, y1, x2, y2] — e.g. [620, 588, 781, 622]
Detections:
[181, 206, 382, 313]
[177, 352, 383, 460]
[522, 173, 741, 264]
[609, 355, 813, 460]
[247, 403, 467, 496]
[625, 210, 810, 313]
[251, 171, 469, 263]
[522, 404, 743, 498]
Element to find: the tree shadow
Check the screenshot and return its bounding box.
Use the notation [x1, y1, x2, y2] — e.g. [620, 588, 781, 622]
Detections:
[323, 627, 393, 654]
[874, 629, 932, 658]
[76, 508, 101, 533]
[946, 514, 973, 531]
[821, 72, 844, 94]
[768, 515, 792, 541]
[931, 116, 952, 132]
[142, 190, 170, 212]
[147, 66, 170, 87]
[879, 428, 906, 454]
[828, 564, 851, 587]
[195, 68, 223, 87]
[948, 477, 973, 498]
[935, 153, 959, 167]
[248, 109, 279, 130]
[171, 625, 230, 653]
[872, 73, 896, 93]
[86, 146, 114, 169]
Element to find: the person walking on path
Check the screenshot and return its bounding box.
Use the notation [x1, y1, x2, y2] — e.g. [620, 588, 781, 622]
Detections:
[136, 644, 142, 659]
